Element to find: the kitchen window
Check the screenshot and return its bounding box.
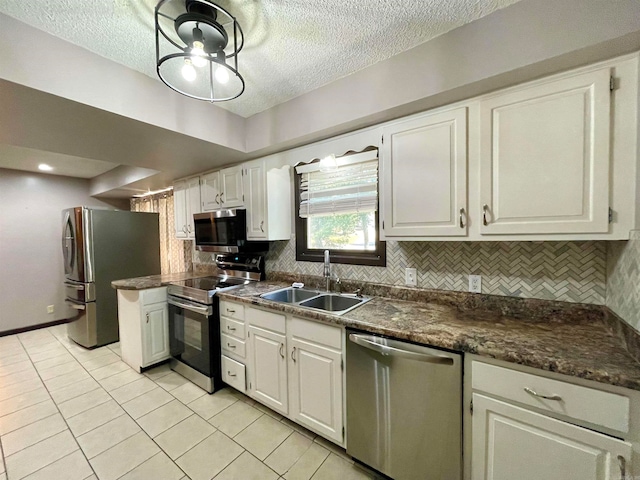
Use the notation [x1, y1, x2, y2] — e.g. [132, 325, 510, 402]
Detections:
[295, 148, 386, 266]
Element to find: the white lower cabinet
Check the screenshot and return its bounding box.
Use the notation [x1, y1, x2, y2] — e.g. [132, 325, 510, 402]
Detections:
[221, 302, 345, 446]
[472, 394, 631, 480]
[142, 301, 170, 366]
[288, 334, 343, 444]
[247, 325, 288, 415]
[117, 287, 170, 372]
[470, 360, 633, 480]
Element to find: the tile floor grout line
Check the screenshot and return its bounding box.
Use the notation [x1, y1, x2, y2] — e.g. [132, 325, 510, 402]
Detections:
[0, 399, 53, 437]
[14, 331, 100, 480]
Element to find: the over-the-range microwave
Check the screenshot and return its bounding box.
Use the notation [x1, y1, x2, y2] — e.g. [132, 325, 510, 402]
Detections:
[193, 209, 268, 253]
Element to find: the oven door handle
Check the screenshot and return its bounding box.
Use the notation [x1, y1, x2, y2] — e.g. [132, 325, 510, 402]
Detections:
[168, 298, 211, 316]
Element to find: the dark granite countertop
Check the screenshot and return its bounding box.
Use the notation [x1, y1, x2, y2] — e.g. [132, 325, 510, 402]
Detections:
[111, 271, 212, 290]
[218, 280, 640, 391]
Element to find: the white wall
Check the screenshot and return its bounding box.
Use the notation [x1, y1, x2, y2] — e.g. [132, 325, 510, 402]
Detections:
[0, 168, 128, 333]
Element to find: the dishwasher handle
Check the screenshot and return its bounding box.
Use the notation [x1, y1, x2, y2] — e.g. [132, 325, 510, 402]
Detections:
[348, 334, 454, 365]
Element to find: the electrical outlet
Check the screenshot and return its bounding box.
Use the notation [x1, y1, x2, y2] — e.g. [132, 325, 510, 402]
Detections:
[469, 275, 482, 293]
[47, 305, 54, 314]
[405, 267, 417, 287]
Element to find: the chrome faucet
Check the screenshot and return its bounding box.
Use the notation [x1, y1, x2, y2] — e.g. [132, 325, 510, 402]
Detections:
[324, 250, 331, 291]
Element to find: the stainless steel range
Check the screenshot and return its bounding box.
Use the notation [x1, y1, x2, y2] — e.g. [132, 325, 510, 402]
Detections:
[167, 253, 264, 393]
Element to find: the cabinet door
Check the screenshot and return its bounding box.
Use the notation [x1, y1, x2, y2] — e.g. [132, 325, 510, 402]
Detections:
[220, 166, 244, 208]
[201, 171, 221, 211]
[246, 163, 267, 239]
[186, 177, 201, 238]
[248, 325, 287, 414]
[141, 302, 170, 367]
[289, 337, 343, 444]
[382, 107, 468, 237]
[479, 69, 611, 235]
[472, 394, 631, 480]
[173, 180, 188, 238]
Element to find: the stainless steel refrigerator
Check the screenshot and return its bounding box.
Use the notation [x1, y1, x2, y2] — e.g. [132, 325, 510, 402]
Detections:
[62, 207, 161, 348]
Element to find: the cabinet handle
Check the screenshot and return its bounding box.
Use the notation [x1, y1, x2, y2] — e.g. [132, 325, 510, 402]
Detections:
[524, 387, 562, 401]
[226, 343, 236, 349]
[226, 308, 235, 314]
[260, 220, 264, 232]
[482, 204, 489, 226]
[215, 193, 220, 205]
[146, 313, 149, 323]
[618, 455, 626, 480]
[291, 346, 297, 362]
[227, 371, 237, 377]
[227, 326, 236, 331]
[187, 225, 192, 233]
[279, 343, 285, 359]
[183, 225, 188, 233]
[220, 192, 224, 203]
[459, 207, 466, 228]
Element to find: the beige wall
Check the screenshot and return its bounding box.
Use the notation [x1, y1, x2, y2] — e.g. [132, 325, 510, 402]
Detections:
[0, 168, 127, 333]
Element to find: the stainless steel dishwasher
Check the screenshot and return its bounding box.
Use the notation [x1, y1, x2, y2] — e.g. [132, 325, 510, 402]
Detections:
[346, 330, 462, 480]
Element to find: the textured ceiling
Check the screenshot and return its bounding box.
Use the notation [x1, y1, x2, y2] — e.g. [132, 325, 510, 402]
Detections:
[0, 0, 522, 118]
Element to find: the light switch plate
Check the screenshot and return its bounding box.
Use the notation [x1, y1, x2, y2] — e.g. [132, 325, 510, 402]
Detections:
[469, 275, 482, 293]
[405, 268, 417, 287]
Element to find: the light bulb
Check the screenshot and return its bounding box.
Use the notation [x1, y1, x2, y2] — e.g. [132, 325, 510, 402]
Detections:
[182, 59, 196, 82]
[215, 65, 229, 84]
[191, 40, 207, 67]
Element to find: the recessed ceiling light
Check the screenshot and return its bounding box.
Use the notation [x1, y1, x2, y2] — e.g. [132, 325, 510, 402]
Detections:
[38, 164, 53, 171]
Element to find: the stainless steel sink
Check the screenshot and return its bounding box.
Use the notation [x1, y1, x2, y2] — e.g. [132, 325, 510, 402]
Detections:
[260, 287, 370, 315]
[299, 294, 368, 313]
[260, 287, 320, 303]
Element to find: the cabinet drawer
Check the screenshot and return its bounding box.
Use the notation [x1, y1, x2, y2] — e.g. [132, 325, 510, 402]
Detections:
[472, 362, 630, 433]
[222, 356, 246, 393]
[290, 316, 342, 350]
[141, 287, 167, 306]
[221, 316, 245, 340]
[221, 333, 246, 358]
[220, 301, 244, 321]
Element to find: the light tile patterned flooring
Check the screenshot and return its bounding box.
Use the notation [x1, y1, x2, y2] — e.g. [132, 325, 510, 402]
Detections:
[0, 325, 379, 480]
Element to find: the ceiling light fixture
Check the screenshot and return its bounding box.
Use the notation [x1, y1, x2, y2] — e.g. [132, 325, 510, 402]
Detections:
[38, 164, 53, 171]
[155, 0, 245, 102]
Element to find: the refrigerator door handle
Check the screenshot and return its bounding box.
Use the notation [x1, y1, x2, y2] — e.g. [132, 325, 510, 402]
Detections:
[65, 300, 86, 310]
[348, 334, 454, 365]
[62, 211, 75, 275]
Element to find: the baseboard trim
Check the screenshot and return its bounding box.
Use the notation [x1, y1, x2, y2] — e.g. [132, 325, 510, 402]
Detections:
[0, 318, 71, 338]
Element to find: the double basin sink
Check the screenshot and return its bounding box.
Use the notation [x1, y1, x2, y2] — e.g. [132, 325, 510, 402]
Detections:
[260, 287, 371, 316]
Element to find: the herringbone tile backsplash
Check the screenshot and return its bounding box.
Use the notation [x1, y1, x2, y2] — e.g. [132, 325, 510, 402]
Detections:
[607, 231, 640, 329]
[262, 237, 606, 304]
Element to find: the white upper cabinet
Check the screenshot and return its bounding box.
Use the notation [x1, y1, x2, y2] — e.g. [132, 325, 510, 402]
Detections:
[173, 177, 200, 239]
[479, 68, 611, 235]
[201, 166, 244, 211]
[201, 171, 222, 211]
[220, 165, 244, 208]
[173, 180, 188, 239]
[382, 107, 468, 238]
[245, 160, 291, 241]
[186, 176, 201, 236]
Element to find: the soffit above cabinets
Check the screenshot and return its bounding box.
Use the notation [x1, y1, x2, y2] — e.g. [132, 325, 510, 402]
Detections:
[0, 144, 119, 179]
[0, 0, 522, 118]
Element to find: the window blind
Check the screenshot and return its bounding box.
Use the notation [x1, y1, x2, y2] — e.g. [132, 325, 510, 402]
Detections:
[296, 150, 378, 219]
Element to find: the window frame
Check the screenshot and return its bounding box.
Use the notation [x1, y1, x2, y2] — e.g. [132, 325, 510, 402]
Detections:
[294, 163, 386, 267]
